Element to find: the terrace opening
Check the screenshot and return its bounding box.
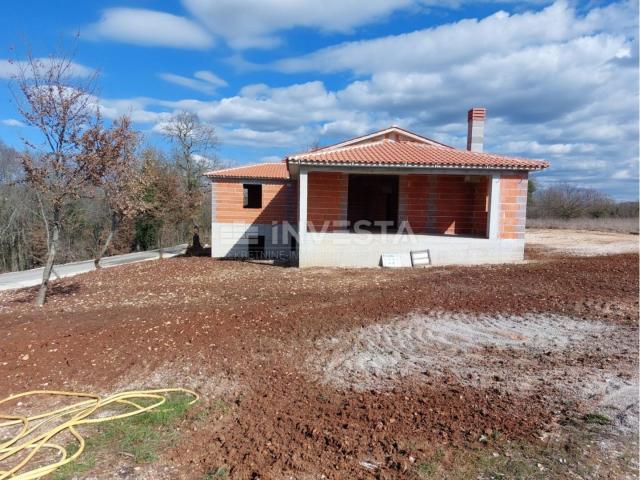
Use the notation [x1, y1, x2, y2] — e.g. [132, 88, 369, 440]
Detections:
[420, 175, 490, 238]
[348, 174, 399, 232]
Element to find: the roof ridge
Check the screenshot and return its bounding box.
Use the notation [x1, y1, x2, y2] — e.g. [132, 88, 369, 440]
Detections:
[288, 138, 400, 159]
[307, 125, 454, 152]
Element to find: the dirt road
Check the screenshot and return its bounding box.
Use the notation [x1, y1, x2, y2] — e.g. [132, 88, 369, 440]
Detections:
[0, 251, 637, 478]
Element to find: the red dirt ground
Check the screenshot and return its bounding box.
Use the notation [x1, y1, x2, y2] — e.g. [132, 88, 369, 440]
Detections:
[0, 252, 637, 478]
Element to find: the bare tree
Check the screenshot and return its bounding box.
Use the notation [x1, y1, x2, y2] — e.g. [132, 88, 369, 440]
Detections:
[161, 111, 218, 228]
[306, 139, 322, 152]
[0, 141, 43, 272]
[12, 48, 104, 305]
[84, 116, 145, 268]
[529, 183, 615, 219]
[0, 140, 21, 184]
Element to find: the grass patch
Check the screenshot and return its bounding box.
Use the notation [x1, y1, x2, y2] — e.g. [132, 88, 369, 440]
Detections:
[202, 466, 229, 479]
[51, 442, 96, 480]
[409, 422, 638, 480]
[52, 392, 193, 479]
[415, 449, 445, 478]
[96, 393, 192, 463]
[527, 217, 639, 233]
[211, 398, 232, 415]
[466, 449, 538, 480]
[416, 461, 437, 478]
[584, 412, 611, 426]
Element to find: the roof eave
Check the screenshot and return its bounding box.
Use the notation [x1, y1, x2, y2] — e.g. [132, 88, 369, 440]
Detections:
[287, 159, 549, 171]
[204, 175, 290, 180]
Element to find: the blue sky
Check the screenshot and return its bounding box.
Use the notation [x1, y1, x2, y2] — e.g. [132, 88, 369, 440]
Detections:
[0, 0, 638, 199]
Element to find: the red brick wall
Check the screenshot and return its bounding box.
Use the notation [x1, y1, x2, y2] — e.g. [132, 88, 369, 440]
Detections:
[212, 180, 295, 224]
[499, 172, 528, 239]
[306, 171, 348, 231]
[211, 172, 524, 239]
[398, 174, 430, 232]
[433, 175, 487, 235]
[399, 174, 489, 236]
[471, 177, 489, 237]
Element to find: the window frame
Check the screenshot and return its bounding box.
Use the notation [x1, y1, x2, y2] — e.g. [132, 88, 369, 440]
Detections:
[243, 183, 262, 209]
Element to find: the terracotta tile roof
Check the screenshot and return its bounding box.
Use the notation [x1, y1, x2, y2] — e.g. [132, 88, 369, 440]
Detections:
[204, 162, 289, 180]
[313, 125, 453, 151]
[287, 139, 549, 171]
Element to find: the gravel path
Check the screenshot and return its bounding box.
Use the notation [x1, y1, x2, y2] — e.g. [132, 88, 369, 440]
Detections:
[526, 228, 638, 256]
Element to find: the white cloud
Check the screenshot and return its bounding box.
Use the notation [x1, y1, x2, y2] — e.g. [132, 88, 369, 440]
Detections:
[612, 169, 631, 180]
[1, 118, 25, 127]
[85, 1, 637, 197]
[114, 80, 368, 146]
[80, 0, 557, 51]
[181, 0, 417, 48]
[159, 70, 227, 94]
[99, 97, 171, 124]
[156, 81, 345, 131]
[264, 0, 637, 196]
[0, 58, 93, 79]
[274, 1, 636, 75]
[501, 141, 597, 155]
[219, 126, 308, 147]
[85, 8, 214, 49]
[193, 70, 226, 86]
[319, 117, 375, 138]
[331, 33, 633, 126]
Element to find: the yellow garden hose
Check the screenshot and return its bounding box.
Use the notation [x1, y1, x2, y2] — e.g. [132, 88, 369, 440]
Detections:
[0, 388, 199, 479]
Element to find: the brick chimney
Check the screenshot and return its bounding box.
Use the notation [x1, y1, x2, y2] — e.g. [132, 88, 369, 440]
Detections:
[466, 107, 486, 152]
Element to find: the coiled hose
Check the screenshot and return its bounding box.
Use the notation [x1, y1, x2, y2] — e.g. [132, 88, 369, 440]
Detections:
[0, 388, 199, 479]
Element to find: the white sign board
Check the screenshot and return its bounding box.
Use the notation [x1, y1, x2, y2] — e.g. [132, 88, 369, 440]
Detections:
[381, 253, 412, 268]
[411, 250, 431, 267]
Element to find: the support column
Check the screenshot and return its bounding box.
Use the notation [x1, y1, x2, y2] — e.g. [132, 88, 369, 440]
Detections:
[487, 173, 501, 239]
[210, 181, 217, 257]
[298, 167, 308, 253]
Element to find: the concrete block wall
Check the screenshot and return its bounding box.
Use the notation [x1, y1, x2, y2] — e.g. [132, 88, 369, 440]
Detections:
[499, 172, 528, 240]
[211, 222, 295, 259]
[298, 233, 524, 268]
[306, 171, 348, 231]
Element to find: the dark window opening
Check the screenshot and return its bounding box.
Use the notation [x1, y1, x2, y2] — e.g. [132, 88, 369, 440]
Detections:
[243, 184, 262, 208]
[247, 235, 265, 259]
[347, 174, 399, 232]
